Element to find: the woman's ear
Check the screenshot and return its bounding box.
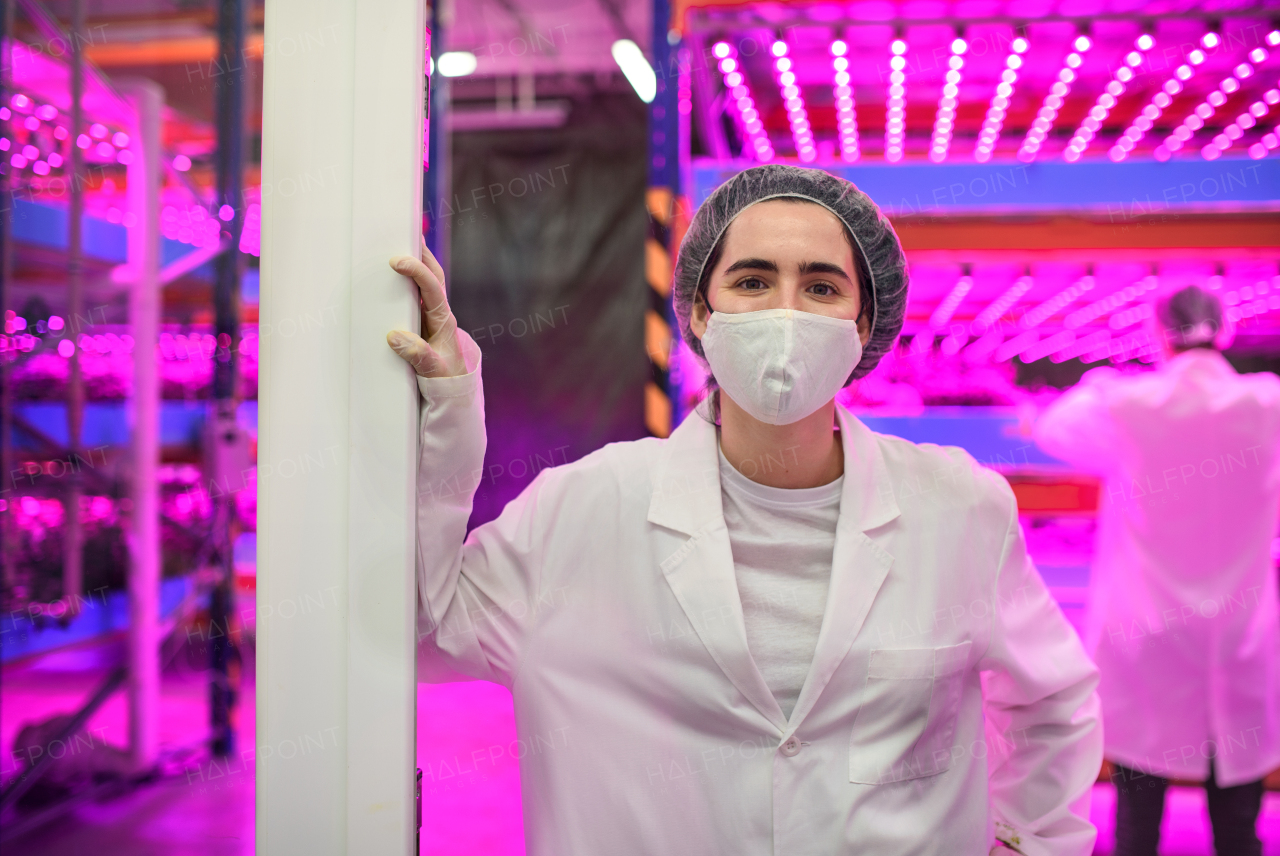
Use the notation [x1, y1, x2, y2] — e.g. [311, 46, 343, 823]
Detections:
[857, 311, 872, 348]
[690, 295, 711, 341]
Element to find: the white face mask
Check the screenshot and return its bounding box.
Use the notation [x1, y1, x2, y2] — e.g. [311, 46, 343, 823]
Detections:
[700, 308, 863, 425]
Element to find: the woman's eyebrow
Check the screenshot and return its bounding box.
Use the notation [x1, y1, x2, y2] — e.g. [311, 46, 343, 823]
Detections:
[724, 257, 778, 274]
[798, 260, 853, 281]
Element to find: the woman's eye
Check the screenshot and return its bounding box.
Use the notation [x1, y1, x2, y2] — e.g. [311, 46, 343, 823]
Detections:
[809, 283, 836, 296]
[737, 278, 767, 290]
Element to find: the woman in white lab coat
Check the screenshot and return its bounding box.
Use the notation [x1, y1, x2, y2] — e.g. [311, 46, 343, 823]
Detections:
[388, 165, 1101, 856]
[1035, 285, 1280, 856]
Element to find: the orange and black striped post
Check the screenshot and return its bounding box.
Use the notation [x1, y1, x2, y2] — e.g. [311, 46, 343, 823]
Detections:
[644, 0, 679, 437]
[645, 189, 675, 437]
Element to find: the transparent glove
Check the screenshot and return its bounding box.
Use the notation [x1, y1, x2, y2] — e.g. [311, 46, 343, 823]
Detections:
[386, 240, 471, 378]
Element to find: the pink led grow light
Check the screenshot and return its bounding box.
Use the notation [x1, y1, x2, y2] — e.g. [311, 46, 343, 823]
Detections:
[1053, 329, 1111, 363]
[994, 328, 1039, 362]
[885, 37, 908, 163]
[1021, 329, 1076, 362]
[928, 36, 968, 163]
[1109, 303, 1153, 330]
[830, 40, 859, 162]
[975, 35, 1029, 163]
[1017, 34, 1092, 162]
[771, 40, 815, 162]
[713, 40, 774, 162]
[1206, 80, 1278, 159]
[1064, 274, 1158, 328]
[1063, 33, 1157, 162]
[1110, 45, 1209, 162]
[1222, 274, 1280, 322]
[1021, 274, 1096, 329]
[1157, 41, 1273, 161]
[971, 275, 1033, 333]
[913, 273, 973, 353]
[1249, 119, 1280, 158]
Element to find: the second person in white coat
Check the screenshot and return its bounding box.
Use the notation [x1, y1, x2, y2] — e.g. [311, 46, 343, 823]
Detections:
[1035, 285, 1280, 856]
[389, 164, 1103, 856]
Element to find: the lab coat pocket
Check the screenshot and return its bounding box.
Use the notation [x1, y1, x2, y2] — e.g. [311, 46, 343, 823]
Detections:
[848, 641, 972, 785]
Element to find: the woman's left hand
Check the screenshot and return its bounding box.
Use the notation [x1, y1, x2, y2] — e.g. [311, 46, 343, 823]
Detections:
[386, 240, 469, 378]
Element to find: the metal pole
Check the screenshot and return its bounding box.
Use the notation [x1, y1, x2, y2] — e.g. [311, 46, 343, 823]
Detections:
[210, 0, 246, 758]
[63, 0, 85, 615]
[424, 0, 451, 275]
[123, 79, 164, 773]
[1, 0, 18, 603]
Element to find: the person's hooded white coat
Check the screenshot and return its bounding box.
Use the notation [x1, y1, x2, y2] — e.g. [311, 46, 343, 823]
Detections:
[1035, 347, 1280, 787]
[417, 333, 1102, 856]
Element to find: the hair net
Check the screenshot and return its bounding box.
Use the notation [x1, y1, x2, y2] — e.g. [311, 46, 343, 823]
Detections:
[673, 164, 909, 383]
[1154, 284, 1224, 349]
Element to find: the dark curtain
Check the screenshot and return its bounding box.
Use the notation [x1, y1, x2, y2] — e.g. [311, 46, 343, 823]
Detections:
[448, 93, 650, 528]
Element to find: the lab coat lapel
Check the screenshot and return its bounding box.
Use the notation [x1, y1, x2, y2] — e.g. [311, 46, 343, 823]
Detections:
[660, 526, 789, 732]
[787, 406, 899, 730]
[645, 403, 723, 537]
[648, 407, 789, 733]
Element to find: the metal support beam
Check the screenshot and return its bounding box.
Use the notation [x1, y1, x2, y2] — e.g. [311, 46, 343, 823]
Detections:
[596, 0, 638, 45]
[63, 0, 86, 616]
[490, 0, 557, 57]
[650, 0, 677, 192]
[425, 0, 451, 272]
[210, 0, 246, 760]
[1, 0, 17, 601]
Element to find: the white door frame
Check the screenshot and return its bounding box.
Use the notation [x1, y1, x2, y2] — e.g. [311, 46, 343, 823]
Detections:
[258, 2, 425, 852]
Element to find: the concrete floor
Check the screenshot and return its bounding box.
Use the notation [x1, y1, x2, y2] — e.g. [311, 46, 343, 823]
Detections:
[4, 643, 1280, 854]
[1, 638, 255, 855]
[1091, 781, 1280, 855]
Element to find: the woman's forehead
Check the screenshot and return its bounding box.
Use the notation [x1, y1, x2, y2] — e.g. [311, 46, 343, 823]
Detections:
[720, 200, 853, 263]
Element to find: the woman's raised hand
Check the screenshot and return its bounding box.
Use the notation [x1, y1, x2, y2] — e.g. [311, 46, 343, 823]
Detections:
[386, 241, 469, 378]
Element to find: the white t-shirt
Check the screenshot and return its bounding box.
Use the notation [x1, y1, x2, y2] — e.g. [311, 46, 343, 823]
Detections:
[718, 445, 842, 720]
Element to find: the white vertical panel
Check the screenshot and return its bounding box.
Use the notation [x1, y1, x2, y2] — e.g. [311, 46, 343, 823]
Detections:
[123, 79, 163, 772]
[346, 1, 425, 852]
[259, 1, 423, 852]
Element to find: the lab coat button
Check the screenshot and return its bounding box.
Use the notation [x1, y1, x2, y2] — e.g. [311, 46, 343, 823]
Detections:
[780, 737, 801, 757]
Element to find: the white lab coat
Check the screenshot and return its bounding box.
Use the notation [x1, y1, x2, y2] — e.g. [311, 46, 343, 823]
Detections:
[1035, 348, 1280, 787]
[417, 334, 1101, 856]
